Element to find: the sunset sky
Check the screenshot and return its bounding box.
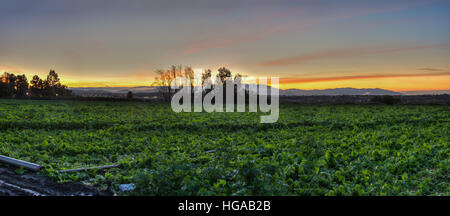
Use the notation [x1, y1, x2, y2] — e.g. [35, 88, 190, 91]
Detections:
[1, 0, 449, 91]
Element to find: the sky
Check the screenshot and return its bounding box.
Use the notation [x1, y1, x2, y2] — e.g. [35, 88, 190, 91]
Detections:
[0, 0, 449, 91]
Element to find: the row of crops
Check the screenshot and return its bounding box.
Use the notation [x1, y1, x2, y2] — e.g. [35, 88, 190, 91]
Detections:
[0, 99, 448, 195]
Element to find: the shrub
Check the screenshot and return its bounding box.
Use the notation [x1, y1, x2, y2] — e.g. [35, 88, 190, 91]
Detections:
[371, 95, 400, 105]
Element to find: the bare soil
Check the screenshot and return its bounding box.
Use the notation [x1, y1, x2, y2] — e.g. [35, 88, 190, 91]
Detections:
[0, 167, 112, 196]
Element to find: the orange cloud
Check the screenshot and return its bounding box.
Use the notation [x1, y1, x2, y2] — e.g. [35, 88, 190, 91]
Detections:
[261, 44, 450, 66]
[0, 65, 23, 74]
[280, 71, 450, 84]
[418, 67, 445, 72]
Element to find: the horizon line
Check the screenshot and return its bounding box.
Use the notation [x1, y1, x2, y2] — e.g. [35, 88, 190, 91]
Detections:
[66, 85, 450, 92]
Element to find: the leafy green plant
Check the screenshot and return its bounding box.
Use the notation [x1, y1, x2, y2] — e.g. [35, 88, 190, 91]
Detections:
[0, 99, 448, 195]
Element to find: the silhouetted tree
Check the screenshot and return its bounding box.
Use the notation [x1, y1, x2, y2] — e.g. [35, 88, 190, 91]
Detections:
[217, 67, 232, 85]
[201, 69, 212, 94]
[0, 70, 71, 98]
[15, 74, 29, 97]
[152, 69, 172, 102]
[30, 75, 45, 97]
[152, 65, 249, 103]
[0, 72, 10, 97]
[7, 73, 17, 96]
[184, 66, 194, 92]
[127, 91, 133, 100]
[234, 73, 243, 81]
[46, 70, 60, 87]
[43, 70, 59, 96]
[55, 83, 71, 97]
[201, 69, 211, 85]
[152, 65, 183, 102]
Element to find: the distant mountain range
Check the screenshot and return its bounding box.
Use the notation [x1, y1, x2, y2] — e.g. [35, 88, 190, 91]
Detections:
[70, 86, 159, 95]
[69, 86, 449, 97]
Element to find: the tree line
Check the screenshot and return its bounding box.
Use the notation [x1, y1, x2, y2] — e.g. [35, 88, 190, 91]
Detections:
[152, 65, 243, 102]
[0, 70, 72, 98]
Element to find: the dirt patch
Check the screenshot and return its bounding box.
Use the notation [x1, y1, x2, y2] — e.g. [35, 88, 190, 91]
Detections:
[0, 167, 112, 196]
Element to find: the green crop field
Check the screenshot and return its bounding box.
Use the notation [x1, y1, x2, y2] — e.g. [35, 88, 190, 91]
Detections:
[0, 99, 448, 195]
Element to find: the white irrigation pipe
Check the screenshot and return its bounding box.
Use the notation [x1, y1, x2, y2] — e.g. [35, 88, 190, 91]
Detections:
[0, 155, 42, 172]
[58, 164, 119, 173]
[204, 149, 217, 153]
